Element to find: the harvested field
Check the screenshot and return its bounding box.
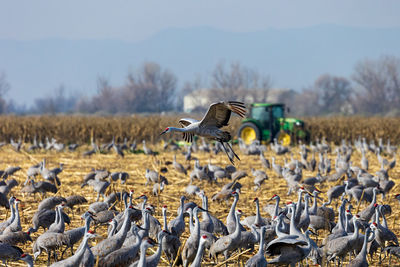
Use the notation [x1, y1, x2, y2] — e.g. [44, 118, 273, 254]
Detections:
[0, 134, 399, 266]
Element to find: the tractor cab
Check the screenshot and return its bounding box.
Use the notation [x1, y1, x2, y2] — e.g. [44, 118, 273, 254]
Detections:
[238, 103, 309, 145]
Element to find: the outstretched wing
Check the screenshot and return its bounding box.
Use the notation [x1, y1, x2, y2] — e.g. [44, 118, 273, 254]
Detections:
[179, 118, 199, 128]
[199, 101, 246, 128]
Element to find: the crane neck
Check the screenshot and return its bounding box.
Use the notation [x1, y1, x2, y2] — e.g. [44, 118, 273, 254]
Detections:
[372, 189, 377, 204]
[228, 195, 239, 224]
[108, 222, 116, 238]
[162, 209, 168, 231]
[188, 210, 194, 233]
[275, 215, 286, 238]
[255, 200, 261, 223]
[8, 202, 16, 223]
[193, 210, 201, 240]
[138, 242, 148, 267]
[153, 234, 165, 262]
[344, 212, 349, 233]
[75, 234, 90, 259]
[302, 197, 309, 218]
[289, 205, 302, 236]
[360, 230, 375, 260]
[273, 197, 280, 217]
[311, 194, 318, 214]
[379, 208, 388, 228]
[352, 219, 360, 239]
[117, 209, 132, 238]
[14, 202, 20, 224]
[178, 198, 185, 220]
[57, 207, 65, 232]
[231, 212, 242, 240]
[374, 208, 380, 226]
[192, 240, 206, 267]
[257, 228, 266, 255]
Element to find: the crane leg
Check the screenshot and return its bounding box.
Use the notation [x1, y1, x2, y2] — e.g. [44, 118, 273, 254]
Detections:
[219, 142, 235, 165]
[225, 142, 240, 161]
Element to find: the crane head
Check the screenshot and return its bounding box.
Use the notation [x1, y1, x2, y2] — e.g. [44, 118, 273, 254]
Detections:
[160, 127, 171, 135]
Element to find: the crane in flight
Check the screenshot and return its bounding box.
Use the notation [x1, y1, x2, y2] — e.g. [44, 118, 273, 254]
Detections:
[160, 101, 246, 164]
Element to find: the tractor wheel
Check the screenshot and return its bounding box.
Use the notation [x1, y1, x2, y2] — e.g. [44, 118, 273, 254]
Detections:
[238, 122, 261, 145]
[276, 131, 291, 146]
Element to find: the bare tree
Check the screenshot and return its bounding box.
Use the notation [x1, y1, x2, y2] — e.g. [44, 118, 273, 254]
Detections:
[314, 74, 352, 114]
[0, 72, 10, 113]
[33, 85, 78, 114]
[352, 55, 400, 114]
[208, 61, 272, 102]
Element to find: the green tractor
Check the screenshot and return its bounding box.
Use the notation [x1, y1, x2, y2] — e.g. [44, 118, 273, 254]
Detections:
[237, 103, 309, 146]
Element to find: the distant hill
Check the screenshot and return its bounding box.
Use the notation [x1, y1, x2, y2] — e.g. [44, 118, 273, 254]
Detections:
[1, 24, 400, 105]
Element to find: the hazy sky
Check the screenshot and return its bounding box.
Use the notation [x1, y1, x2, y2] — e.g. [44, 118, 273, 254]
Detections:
[1, 0, 400, 41]
[1, 1, 400, 106]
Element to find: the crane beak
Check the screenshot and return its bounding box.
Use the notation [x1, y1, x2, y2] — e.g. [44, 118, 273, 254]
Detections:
[160, 130, 167, 136]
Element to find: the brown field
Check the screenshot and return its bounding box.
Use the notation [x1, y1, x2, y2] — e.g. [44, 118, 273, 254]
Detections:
[1, 115, 400, 144]
[0, 135, 399, 266]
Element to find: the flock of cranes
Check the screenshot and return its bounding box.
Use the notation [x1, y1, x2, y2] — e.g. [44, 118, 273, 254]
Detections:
[0, 101, 398, 267]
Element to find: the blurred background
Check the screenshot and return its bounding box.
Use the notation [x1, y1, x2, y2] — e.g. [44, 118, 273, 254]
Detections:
[0, 0, 399, 116]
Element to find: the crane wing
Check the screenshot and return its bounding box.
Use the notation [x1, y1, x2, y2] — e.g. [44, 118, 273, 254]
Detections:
[199, 101, 246, 128]
[179, 118, 198, 143]
[178, 118, 199, 128]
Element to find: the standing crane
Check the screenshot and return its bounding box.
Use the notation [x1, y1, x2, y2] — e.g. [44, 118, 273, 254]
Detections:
[161, 101, 246, 164]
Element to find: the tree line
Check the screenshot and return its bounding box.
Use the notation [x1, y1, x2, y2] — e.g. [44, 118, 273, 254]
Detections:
[1, 55, 399, 116]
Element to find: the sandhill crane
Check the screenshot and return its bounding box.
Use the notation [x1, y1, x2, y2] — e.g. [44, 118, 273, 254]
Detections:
[226, 190, 245, 233]
[325, 216, 361, 265]
[37, 196, 67, 211]
[0, 196, 15, 232]
[0, 241, 23, 265]
[259, 151, 270, 169]
[0, 230, 33, 246]
[32, 208, 71, 232]
[210, 210, 243, 262]
[60, 212, 92, 259]
[2, 166, 21, 179]
[0, 192, 10, 209]
[240, 197, 268, 228]
[160, 206, 181, 264]
[65, 195, 87, 211]
[131, 230, 168, 267]
[182, 206, 206, 267]
[83, 177, 111, 201]
[173, 154, 187, 175]
[49, 230, 96, 267]
[263, 194, 282, 218]
[266, 230, 313, 266]
[20, 253, 34, 267]
[92, 207, 134, 258]
[47, 204, 66, 233]
[3, 198, 22, 233]
[142, 140, 154, 155]
[189, 234, 208, 267]
[199, 194, 214, 233]
[33, 231, 69, 264]
[211, 178, 242, 204]
[251, 168, 268, 191]
[185, 206, 217, 250]
[245, 226, 267, 267]
[168, 196, 186, 237]
[100, 225, 142, 267]
[132, 237, 157, 267]
[161, 101, 246, 164]
[152, 179, 167, 196]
